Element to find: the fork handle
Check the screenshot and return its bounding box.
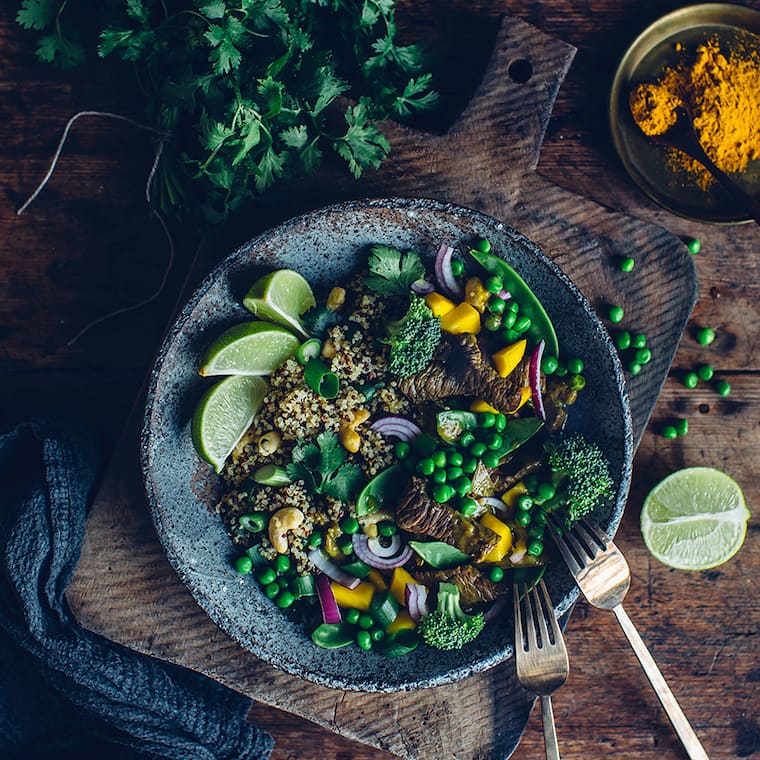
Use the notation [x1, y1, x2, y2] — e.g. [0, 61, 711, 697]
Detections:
[540, 695, 561, 760]
[612, 605, 710, 760]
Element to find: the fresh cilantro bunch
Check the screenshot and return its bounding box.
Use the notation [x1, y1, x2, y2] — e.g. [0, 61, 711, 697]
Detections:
[286, 431, 364, 502]
[17, 0, 438, 222]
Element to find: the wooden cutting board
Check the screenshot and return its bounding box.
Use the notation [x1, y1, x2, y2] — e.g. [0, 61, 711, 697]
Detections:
[66, 15, 697, 760]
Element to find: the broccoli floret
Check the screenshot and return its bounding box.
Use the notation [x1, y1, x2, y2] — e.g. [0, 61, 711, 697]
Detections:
[383, 295, 441, 378]
[544, 433, 615, 522]
[418, 582, 485, 651]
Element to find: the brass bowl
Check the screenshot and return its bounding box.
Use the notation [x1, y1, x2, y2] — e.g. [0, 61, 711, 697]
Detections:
[610, 3, 760, 224]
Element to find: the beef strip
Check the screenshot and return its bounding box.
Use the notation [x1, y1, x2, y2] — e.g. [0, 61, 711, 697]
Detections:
[414, 564, 505, 607]
[396, 476, 499, 563]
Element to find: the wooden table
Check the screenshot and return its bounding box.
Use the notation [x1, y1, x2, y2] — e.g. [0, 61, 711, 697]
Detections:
[2, 2, 758, 758]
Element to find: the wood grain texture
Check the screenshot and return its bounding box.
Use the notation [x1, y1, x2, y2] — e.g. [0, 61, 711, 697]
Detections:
[2, 1, 759, 758]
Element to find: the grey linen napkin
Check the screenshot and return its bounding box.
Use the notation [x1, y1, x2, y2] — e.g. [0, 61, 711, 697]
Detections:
[0, 418, 273, 760]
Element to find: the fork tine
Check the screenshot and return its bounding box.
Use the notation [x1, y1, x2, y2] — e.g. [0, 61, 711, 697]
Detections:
[513, 583, 525, 651]
[547, 513, 595, 561]
[523, 584, 539, 650]
[545, 514, 583, 574]
[572, 519, 606, 558]
[529, 584, 550, 649]
[537, 579, 561, 645]
[579, 516, 610, 545]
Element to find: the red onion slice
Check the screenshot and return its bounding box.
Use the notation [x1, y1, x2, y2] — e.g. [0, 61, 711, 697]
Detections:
[368, 534, 401, 557]
[369, 415, 421, 442]
[352, 533, 413, 569]
[497, 289, 511, 300]
[307, 548, 360, 589]
[411, 279, 435, 295]
[478, 496, 508, 513]
[315, 572, 342, 624]
[405, 583, 429, 622]
[434, 242, 463, 299]
[529, 339, 546, 421]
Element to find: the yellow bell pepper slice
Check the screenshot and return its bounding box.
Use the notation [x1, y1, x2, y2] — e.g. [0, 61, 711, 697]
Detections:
[502, 481, 529, 509]
[424, 291, 456, 317]
[386, 608, 416, 633]
[440, 302, 481, 335]
[330, 580, 375, 611]
[366, 569, 388, 591]
[491, 339, 527, 378]
[514, 386, 531, 411]
[389, 566, 418, 606]
[470, 399, 500, 414]
[480, 512, 512, 562]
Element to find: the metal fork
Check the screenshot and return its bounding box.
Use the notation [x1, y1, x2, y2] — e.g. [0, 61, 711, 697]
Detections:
[547, 515, 710, 760]
[513, 579, 569, 760]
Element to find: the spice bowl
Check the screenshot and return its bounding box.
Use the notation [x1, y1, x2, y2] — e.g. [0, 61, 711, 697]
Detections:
[610, 3, 760, 224]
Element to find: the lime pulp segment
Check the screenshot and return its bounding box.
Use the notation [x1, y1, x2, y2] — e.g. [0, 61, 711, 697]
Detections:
[243, 269, 316, 339]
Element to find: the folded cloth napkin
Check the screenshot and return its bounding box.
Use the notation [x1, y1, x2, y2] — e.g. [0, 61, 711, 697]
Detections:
[0, 418, 273, 760]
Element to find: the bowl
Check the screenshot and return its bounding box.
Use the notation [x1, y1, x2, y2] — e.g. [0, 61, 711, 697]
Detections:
[141, 197, 633, 692]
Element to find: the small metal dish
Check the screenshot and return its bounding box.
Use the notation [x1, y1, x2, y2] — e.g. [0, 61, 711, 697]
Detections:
[610, 3, 760, 224]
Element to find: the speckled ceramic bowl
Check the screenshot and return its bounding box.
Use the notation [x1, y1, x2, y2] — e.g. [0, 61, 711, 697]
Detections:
[142, 197, 633, 692]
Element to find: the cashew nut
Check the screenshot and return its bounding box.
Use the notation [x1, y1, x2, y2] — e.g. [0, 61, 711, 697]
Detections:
[339, 408, 371, 453]
[268, 507, 305, 554]
[257, 430, 281, 456]
[321, 339, 337, 359]
[326, 287, 346, 311]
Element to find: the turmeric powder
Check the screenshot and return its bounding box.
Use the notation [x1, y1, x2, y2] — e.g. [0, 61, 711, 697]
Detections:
[630, 34, 760, 190]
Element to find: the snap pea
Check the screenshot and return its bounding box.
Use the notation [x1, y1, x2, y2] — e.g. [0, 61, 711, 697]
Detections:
[311, 623, 356, 649]
[408, 540, 469, 569]
[356, 464, 404, 516]
[489, 418, 544, 461]
[469, 248, 559, 355]
[380, 629, 419, 658]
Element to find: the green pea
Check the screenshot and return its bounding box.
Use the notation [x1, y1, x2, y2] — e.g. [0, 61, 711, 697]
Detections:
[482, 451, 500, 469]
[628, 362, 642, 376]
[501, 328, 520, 344]
[715, 379, 731, 397]
[478, 411, 496, 428]
[554, 365, 568, 377]
[697, 364, 714, 381]
[488, 296, 506, 314]
[502, 311, 517, 329]
[686, 237, 701, 255]
[460, 432, 476, 448]
[462, 457, 478, 474]
[675, 418, 689, 436]
[516, 511, 532, 527]
[432, 450, 447, 469]
[567, 357, 584, 375]
[450, 259, 465, 276]
[528, 525, 545, 540]
[276, 590, 295, 609]
[532, 510, 548, 527]
[345, 608, 361, 624]
[527, 539, 544, 557]
[631, 333, 647, 349]
[570, 374, 586, 390]
[609, 305, 625, 323]
[239, 513, 267, 533]
[370, 627, 386, 642]
[378, 521, 397, 537]
[460, 497, 478, 516]
[454, 476, 472, 495]
[514, 315, 532, 334]
[433, 484, 455, 503]
[432, 468, 447, 484]
[635, 348, 652, 364]
[446, 466, 463, 481]
[619, 256, 635, 272]
[339, 536, 354, 555]
[661, 425, 677, 439]
[696, 326, 715, 345]
[541, 355, 559, 374]
[234, 556, 253, 574]
[507, 300, 520, 313]
[340, 517, 359, 535]
[417, 458, 435, 476]
[277, 576, 289, 589]
[485, 275, 504, 294]
[256, 567, 276, 585]
[494, 413, 507, 432]
[448, 451, 463, 467]
[683, 371, 699, 389]
[470, 441, 487, 457]
[265, 581, 280, 599]
[275, 554, 291, 574]
[483, 434, 501, 451]
[475, 237, 491, 254]
[537, 482, 556, 501]
[359, 614, 374, 630]
[394, 441, 410, 459]
[356, 631, 372, 650]
[524, 474, 539, 491]
[615, 330, 631, 350]
[308, 531, 323, 548]
[484, 313, 502, 331]
[489, 566, 505, 582]
[517, 494, 533, 511]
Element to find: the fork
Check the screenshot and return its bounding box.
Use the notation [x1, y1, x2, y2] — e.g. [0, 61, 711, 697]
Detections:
[547, 515, 710, 760]
[513, 578, 569, 760]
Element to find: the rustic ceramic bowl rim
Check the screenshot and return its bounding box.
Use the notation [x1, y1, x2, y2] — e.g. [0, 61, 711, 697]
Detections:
[141, 196, 634, 692]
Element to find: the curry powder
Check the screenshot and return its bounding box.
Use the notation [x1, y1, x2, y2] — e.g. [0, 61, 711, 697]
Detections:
[630, 35, 760, 190]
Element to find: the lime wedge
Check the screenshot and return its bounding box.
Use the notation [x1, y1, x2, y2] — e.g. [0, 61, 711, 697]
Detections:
[191, 375, 268, 472]
[199, 321, 299, 376]
[243, 269, 316, 339]
[641, 467, 750, 570]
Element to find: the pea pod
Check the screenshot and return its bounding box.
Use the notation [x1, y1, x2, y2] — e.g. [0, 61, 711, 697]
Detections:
[469, 248, 559, 356]
[381, 629, 420, 658]
[490, 418, 544, 461]
[356, 464, 406, 516]
[311, 623, 356, 649]
[408, 540, 469, 569]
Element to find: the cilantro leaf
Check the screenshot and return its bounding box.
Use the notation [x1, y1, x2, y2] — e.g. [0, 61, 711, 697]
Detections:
[36, 33, 85, 69]
[17, 0, 58, 30]
[333, 98, 390, 179]
[365, 244, 425, 296]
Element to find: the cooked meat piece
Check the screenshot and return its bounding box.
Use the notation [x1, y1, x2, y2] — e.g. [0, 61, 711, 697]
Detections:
[415, 564, 505, 607]
[544, 377, 578, 431]
[493, 458, 543, 492]
[397, 476, 499, 562]
[398, 334, 526, 413]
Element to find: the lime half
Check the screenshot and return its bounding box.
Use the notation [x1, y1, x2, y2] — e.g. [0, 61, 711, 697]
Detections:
[641, 467, 750, 570]
[199, 321, 299, 376]
[243, 269, 315, 339]
[191, 375, 268, 472]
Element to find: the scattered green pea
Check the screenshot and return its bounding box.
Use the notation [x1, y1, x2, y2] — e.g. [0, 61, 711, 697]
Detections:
[475, 238, 491, 254]
[345, 608, 361, 625]
[275, 554, 291, 574]
[675, 418, 689, 436]
[358, 614, 374, 630]
[448, 451, 464, 467]
[489, 566, 505, 582]
[234, 556, 253, 574]
[485, 433, 503, 450]
[484, 313, 502, 331]
[532, 510, 548, 527]
[631, 333, 647, 349]
[619, 256, 635, 272]
[696, 326, 716, 345]
[683, 371, 699, 389]
[541, 355, 559, 374]
[527, 539, 544, 557]
[661, 425, 678, 440]
[378, 521, 397, 537]
[239, 513, 267, 533]
[265, 581, 280, 599]
[517, 494, 534, 511]
[485, 276, 504, 295]
[276, 590, 295, 608]
[635, 348, 652, 365]
[433, 484, 455, 503]
[516, 511, 532, 527]
[470, 441, 487, 457]
[528, 525, 545, 540]
[257, 567, 276, 585]
[450, 259, 465, 276]
[628, 362, 642, 376]
[462, 457, 478, 474]
[339, 536, 354, 555]
[609, 305, 625, 323]
[514, 315, 532, 334]
[394, 441, 410, 459]
[460, 432, 476, 448]
[570, 374, 586, 390]
[454, 476, 473, 496]
[615, 330, 631, 350]
[715, 379, 731, 397]
[537, 482, 556, 501]
[356, 631, 372, 650]
[567, 357, 584, 375]
[460, 497, 478, 516]
[446, 466, 463, 481]
[501, 328, 520, 344]
[482, 451, 500, 469]
[686, 237, 701, 255]
[524, 474, 539, 491]
[340, 516, 359, 535]
[478, 411, 496, 428]
[432, 468, 447, 484]
[417, 457, 435, 476]
[697, 363, 714, 381]
[554, 365, 568, 377]
[494, 413, 507, 432]
[432, 450, 447, 469]
[502, 311, 517, 330]
[370, 627, 386, 642]
[507, 300, 520, 313]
